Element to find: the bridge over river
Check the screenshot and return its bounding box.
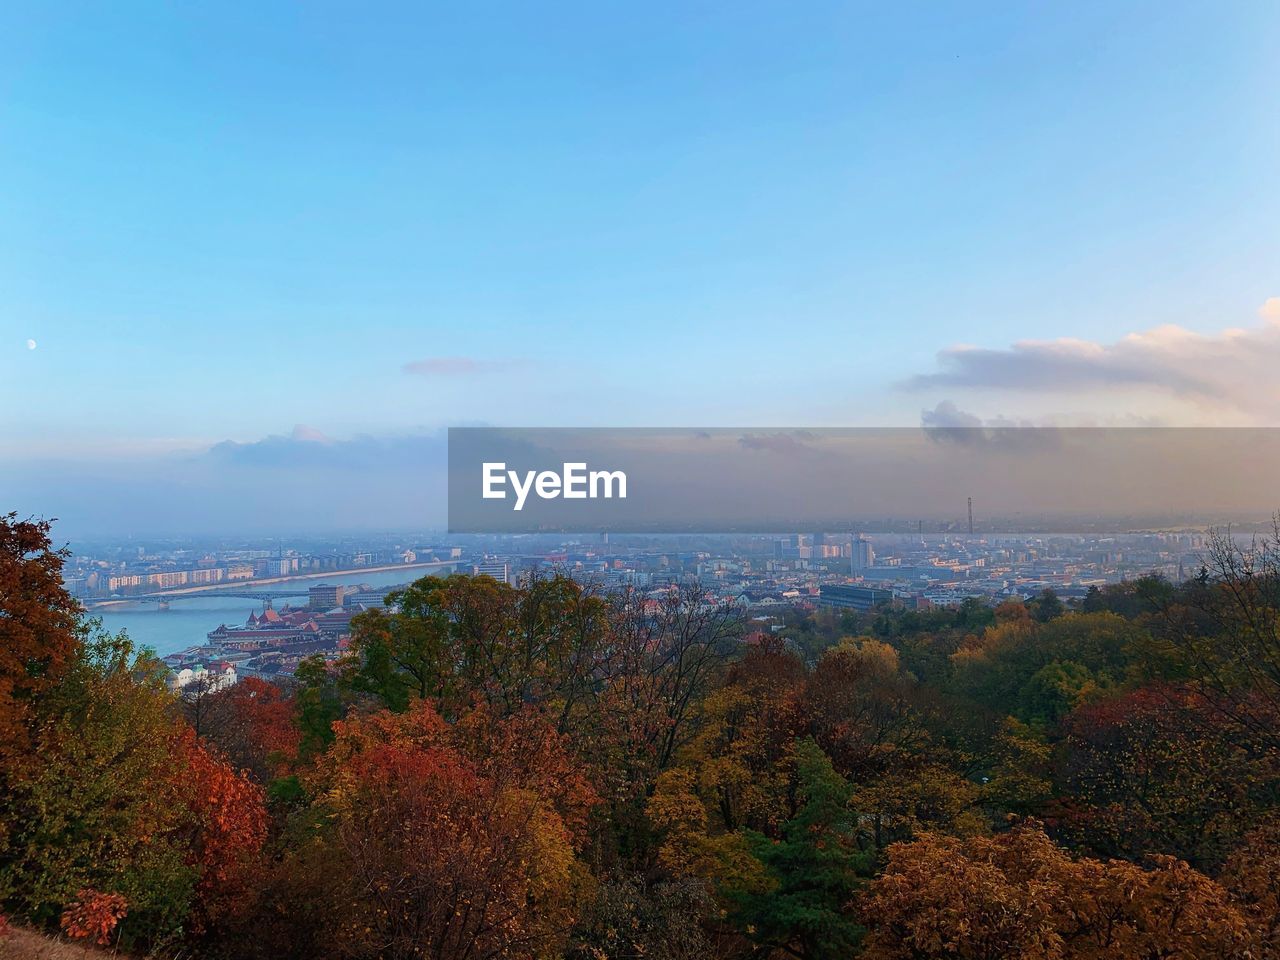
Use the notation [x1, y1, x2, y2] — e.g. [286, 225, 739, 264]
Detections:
[92, 589, 313, 607]
[83, 559, 462, 610]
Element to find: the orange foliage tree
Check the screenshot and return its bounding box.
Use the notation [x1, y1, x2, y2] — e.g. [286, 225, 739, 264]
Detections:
[0, 514, 80, 763]
[185, 675, 302, 783]
[860, 823, 1258, 959]
[59, 889, 129, 946]
[291, 700, 597, 960]
[168, 728, 269, 935]
[1220, 818, 1280, 958]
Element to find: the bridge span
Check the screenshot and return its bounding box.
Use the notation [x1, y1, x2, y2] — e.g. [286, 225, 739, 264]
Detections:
[96, 589, 314, 607]
[82, 559, 462, 610]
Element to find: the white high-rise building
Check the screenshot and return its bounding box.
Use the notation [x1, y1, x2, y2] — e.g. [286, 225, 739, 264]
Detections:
[473, 559, 511, 584]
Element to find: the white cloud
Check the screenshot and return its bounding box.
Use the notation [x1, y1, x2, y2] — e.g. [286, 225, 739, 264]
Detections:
[290, 424, 332, 443]
[904, 299, 1280, 423]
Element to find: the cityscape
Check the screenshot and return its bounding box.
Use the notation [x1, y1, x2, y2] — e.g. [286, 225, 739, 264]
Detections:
[66, 527, 1214, 691]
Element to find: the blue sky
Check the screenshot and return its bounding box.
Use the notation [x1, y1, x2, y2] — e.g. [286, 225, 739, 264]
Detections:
[2, 2, 1279, 531]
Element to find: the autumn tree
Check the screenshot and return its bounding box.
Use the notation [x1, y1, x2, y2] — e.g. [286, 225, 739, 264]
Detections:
[1030, 588, 1066, 623]
[1219, 817, 1280, 957]
[643, 640, 806, 891]
[183, 675, 302, 783]
[293, 653, 347, 756]
[860, 823, 1259, 959]
[804, 636, 925, 782]
[168, 728, 269, 937]
[567, 873, 718, 960]
[447, 570, 614, 728]
[1056, 684, 1275, 870]
[592, 584, 743, 803]
[1145, 521, 1280, 751]
[979, 718, 1054, 818]
[950, 612, 1147, 726]
[282, 700, 596, 960]
[0, 514, 80, 762]
[343, 576, 456, 711]
[0, 628, 190, 944]
[0, 626, 266, 952]
[679, 638, 806, 834]
[833, 599, 996, 685]
[801, 636, 989, 846]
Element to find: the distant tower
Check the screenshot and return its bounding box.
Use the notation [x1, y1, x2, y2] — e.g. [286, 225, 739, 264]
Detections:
[851, 535, 875, 574]
[968, 497, 974, 536]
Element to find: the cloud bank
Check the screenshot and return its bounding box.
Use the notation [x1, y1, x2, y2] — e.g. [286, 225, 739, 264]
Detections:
[4, 429, 451, 537]
[904, 299, 1280, 421]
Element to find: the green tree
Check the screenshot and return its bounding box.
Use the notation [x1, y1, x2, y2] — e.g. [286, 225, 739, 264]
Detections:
[293, 655, 346, 755]
[0, 628, 194, 943]
[1017, 659, 1110, 725]
[729, 738, 872, 959]
[1029, 588, 1065, 623]
[344, 580, 453, 712]
[343, 572, 613, 730]
[950, 612, 1146, 724]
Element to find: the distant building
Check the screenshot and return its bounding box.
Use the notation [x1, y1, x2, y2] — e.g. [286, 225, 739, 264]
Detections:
[774, 535, 813, 560]
[344, 588, 396, 608]
[207, 607, 320, 648]
[309, 583, 347, 610]
[473, 559, 511, 584]
[818, 584, 893, 611]
[148, 570, 190, 589]
[851, 536, 875, 574]
[107, 573, 144, 592]
[312, 607, 359, 637]
[254, 557, 297, 578]
[225, 563, 255, 581]
[168, 661, 237, 694]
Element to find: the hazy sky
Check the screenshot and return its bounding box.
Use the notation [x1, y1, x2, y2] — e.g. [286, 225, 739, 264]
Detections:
[2, 2, 1278, 533]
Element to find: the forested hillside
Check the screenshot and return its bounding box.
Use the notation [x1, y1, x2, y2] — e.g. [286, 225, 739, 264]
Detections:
[2, 512, 1279, 959]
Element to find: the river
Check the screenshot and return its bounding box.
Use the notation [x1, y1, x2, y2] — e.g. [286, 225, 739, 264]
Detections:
[91, 567, 444, 657]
